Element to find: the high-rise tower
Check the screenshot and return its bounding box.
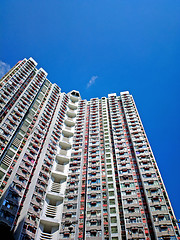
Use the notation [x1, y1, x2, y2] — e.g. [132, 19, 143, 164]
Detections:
[0, 58, 179, 240]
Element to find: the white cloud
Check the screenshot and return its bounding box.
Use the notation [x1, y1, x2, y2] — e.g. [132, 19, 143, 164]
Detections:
[0, 60, 11, 79]
[87, 75, 98, 88]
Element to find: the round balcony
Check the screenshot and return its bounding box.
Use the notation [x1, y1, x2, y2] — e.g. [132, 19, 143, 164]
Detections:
[65, 118, 75, 127]
[62, 128, 73, 138]
[59, 138, 71, 150]
[70, 90, 80, 102]
[68, 102, 78, 110]
[70, 94, 79, 102]
[67, 109, 76, 118]
[56, 154, 69, 163]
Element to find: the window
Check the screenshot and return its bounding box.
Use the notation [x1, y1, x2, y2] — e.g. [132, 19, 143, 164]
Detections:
[90, 231, 97, 237]
[109, 199, 115, 205]
[109, 191, 114, 196]
[111, 217, 117, 223]
[110, 208, 116, 214]
[111, 226, 118, 233]
[3, 200, 14, 210]
[107, 164, 112, 168]
[0, 210, 14, 224]
[63, 233, 70, 238]
[108, 184, 113, 189]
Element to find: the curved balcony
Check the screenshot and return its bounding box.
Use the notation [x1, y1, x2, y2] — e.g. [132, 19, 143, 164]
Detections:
[46, 192, 64, 202]
[51, 167, 66, 179]
[67, 109, 76, 118]
[62, 128, 73, 138]
[56, 154, 69, 163]
[38, 221, 59, 240]
[70, 94, 79, 102]
[68, 102, 78, 110]
[64, 118, 75, 127]
[59, 138, 71, 150]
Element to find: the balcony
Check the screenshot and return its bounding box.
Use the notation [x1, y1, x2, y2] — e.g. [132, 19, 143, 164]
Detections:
[65, 118, 75, 127]
[56, 154, 69, 163]
[40, 232, 53, 240]
[70, 94, 79, 102]
[48, 172, 66, 196]
[68, 102, 78, 110]
[1, 155, 12, 167]
[51, 166, 66, 178]
[62, 128, 73, 138]
[67, 109, 76, 118]
[37, 223, 59, 240]
[45, 204, 57, 219]
[59, 138, 71, 150]
[21, 229, 36, 239]
[51, 182, 62, 194]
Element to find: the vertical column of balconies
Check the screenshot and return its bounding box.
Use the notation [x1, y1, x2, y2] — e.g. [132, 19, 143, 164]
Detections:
[51, 92, 78, 240]
[32, 92, 70, 240]
[78, 101, 89, 240]
[0, 69, 48, 197]
[60, 96, 88, 240]
[0, 79, 51, 196]
[108, 94, 151, 240]
[101, 95, 122, 240]
[120, 91, 180, 240]
[99, 99, 109, 240]
[0, 84, 59, 235]
[119, 94, 153, 239]
[0, 58, 26, 89]
[36, 91, 79, 240]
[14, 84, 62, 240]
[107, 94, 127, 240]
[0, 57, 37, 121]
[0, 66, 46, 161]
[0, 59, 27, 103]
[57, 94, 78, 162]
[85, 98, 103, 239]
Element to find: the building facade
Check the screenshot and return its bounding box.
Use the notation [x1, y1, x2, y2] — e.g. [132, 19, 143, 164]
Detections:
[0, 58, 179, 240]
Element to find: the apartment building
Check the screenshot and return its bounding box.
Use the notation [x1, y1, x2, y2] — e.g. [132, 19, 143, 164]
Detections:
[0, 58, 179, 240]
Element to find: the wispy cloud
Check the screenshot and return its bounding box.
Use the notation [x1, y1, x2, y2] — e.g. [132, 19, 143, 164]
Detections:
[0, 60, 11, 79]
[87, 75, 98, 88]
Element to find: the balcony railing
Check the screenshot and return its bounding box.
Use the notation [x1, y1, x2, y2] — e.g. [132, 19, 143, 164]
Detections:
[45, 204, 57, 218]
[40, 232, 53, 240]
[51, 182, 61, 194]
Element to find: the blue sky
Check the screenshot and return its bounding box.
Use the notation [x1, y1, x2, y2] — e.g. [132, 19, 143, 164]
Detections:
[1, 0, 180, 221]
